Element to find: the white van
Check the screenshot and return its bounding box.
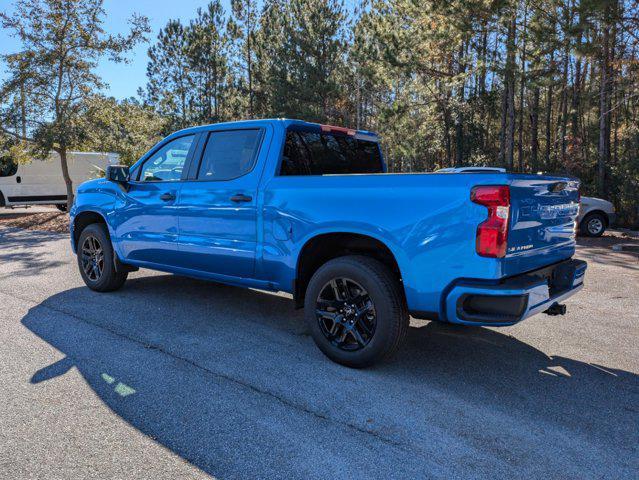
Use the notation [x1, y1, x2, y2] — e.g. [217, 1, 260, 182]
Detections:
[0, 151, 119, 210]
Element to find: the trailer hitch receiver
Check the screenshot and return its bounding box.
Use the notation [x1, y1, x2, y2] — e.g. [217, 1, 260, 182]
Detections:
[544, 302, 567, 316]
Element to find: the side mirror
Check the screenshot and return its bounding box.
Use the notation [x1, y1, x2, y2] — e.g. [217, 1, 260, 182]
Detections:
[106, 165, 130, 183]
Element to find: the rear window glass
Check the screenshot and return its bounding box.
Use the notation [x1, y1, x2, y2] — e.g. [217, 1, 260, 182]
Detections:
[279, 130, 383, 176]
[197, 129, 262, 181]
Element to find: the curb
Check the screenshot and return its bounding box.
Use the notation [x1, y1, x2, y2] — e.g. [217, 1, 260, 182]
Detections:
[612, 243, 639, 252]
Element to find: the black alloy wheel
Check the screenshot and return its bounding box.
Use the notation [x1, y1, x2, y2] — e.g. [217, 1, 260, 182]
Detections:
[304, 255, 409, 368]
[81, 235, 105, 281]
[76, 223, 128, 292]
[316, 277, 377, 351]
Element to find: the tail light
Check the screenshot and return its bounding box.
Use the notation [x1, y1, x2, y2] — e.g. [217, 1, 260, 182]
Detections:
[471, 185, 510, 258]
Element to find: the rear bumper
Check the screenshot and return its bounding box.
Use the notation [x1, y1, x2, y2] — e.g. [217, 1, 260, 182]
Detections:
[444, 259, 587, 326]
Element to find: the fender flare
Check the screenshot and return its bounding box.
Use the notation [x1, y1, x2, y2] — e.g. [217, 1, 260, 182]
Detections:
[293, 226, 415, 296]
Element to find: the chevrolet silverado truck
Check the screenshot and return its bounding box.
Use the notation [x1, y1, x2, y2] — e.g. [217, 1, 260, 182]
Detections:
[70, 119, 587, 367]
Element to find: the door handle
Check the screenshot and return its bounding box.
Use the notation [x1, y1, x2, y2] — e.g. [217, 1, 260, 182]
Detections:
[230, 194, 252, 203]
[16, 176, 21, 184]
[160, 192, 176, 202]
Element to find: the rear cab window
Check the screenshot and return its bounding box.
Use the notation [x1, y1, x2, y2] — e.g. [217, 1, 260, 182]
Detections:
[196, 129, 263, 181]
[279, 126, 384, 176]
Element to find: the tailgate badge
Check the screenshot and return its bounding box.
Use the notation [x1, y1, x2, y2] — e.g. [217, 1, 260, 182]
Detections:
[508, 244, 533, 253]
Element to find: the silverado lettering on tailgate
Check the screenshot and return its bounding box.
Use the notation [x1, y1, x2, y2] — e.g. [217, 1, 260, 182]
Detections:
[539, 203, 579, 220]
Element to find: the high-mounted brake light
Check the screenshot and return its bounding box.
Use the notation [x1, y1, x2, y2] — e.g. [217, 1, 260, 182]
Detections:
[321, 124, 356, 136]
[471, 185, 510, 258]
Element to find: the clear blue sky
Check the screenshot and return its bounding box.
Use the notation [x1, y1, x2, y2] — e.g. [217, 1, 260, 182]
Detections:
[0, 0, 234, 100]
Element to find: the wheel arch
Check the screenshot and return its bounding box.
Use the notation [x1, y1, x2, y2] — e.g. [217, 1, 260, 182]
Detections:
[293, 231, 406, 308]
[581, 209, 609, 227]
[72, 210, 109, 250]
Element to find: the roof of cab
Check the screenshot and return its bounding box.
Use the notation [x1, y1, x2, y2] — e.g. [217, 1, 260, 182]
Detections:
[168, 118, 379, 140]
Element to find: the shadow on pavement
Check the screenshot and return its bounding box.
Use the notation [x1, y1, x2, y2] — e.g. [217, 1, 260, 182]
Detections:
[577, 234, 639, 271]
[576, 245, 639, 271]
[0, 228, 66, 275]
[20, 275, 639, 478]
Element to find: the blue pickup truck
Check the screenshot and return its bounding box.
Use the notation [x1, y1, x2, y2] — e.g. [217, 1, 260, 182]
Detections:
[70, 119, 586, 367]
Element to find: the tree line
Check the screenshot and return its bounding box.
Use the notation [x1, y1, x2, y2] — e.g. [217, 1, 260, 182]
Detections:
[1, 0, 638, 226]
[141, 0, 639, 226]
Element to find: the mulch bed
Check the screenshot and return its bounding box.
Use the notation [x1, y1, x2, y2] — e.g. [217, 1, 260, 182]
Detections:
[0, 211, 70, 233]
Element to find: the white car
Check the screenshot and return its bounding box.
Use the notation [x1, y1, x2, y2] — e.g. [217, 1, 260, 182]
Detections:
[0, 151, 118, 211]
[578, 196, 616, 237]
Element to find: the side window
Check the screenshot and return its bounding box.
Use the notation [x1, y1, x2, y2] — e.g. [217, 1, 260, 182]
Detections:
[279, 130, 383, 176]
[139, 135, 195, 182]
[281, 131, 313, 175]
[197, 129, 262, 181]
[0, 156, 18, 177]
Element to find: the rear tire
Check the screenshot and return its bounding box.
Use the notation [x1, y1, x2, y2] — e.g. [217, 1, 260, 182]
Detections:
[77, 223, 128, 292]
[55, 204, 67, 212]
[580, 212, 606, 237]
[304, 255, 409, 368]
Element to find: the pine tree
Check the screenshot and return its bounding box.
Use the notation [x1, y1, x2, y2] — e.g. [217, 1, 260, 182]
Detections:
[145, 20, 193, 130]
[229, 0, 259, 118]
[135, 0, 639, 226]
[187, 1, 230, 123]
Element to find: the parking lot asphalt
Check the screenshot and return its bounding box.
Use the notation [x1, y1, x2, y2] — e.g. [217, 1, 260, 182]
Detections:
[0, 226, 637, 479]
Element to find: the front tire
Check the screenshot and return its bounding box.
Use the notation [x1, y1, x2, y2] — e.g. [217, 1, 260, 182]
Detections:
[304, 255, 409, 368]
[77, 223, 128, 292]
[580, 212, 606, 237]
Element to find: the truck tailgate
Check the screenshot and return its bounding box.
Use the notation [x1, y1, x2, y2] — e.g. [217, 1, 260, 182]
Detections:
[503, 175, 580, 276]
